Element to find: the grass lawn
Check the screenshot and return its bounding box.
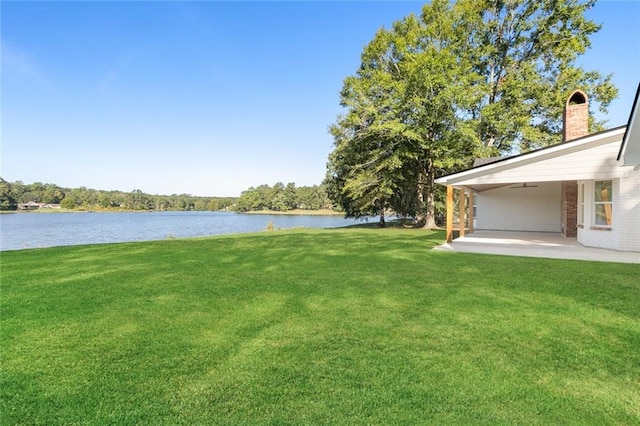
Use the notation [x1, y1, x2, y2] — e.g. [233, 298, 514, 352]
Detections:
[1, 227, 639, 424]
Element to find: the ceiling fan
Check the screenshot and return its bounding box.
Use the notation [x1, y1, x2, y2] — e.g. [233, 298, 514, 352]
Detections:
[510, 183, 538, 189]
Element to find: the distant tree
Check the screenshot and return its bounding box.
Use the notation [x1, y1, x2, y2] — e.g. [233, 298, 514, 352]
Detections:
[217, 197, 236, 210]
[181, 194, 195, 211]
[235, 186, 264, 212]
[205, 198, 237, 211]
[128, 189, 153, 210]
[0, 178, 18, 210]
[154, 197, 170, 211]
[297, 185, 322, 210]
[108, 192, 127, 208]
[234, 183, 331, 212]
[270, 182, 295, 211]
[268, 183, 284, 211]
[60, 197, 76, 209]
[98, 193, 111, 208]
[18, 191, 42, 203]
[283, 182, 298, 210]
[9, 180, 26, 203]
[42, 184, 65, 204]
[67, 186, 98, 208]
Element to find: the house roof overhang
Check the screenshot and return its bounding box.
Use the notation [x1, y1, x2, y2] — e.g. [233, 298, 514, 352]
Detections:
[618, 82, 640, 166]
[435, 126, 627, 193]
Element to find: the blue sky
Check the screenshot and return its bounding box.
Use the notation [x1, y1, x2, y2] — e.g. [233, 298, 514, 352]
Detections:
[2, 1, 639, 197]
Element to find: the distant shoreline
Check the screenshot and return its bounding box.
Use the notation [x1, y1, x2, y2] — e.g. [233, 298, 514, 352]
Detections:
[1, 208, 344, 216]
[242, 209, 343, 216]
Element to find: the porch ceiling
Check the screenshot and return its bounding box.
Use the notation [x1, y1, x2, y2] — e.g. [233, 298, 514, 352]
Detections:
[455, 181, 559, 193]
[456, 183, 513, 193]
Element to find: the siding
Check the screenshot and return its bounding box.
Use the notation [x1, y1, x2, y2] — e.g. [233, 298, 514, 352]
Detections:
[618, 169, 640, 252]
[463, 139, 625, 186]
[436, 129, 626, 189]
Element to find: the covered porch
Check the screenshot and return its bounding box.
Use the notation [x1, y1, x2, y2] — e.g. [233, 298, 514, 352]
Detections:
[441, 179, 572, 244]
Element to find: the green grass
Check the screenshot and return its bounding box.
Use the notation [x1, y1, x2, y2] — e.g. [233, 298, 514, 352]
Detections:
[1, 228, 639, 424]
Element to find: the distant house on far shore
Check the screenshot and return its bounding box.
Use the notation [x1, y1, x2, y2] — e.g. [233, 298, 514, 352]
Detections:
[18, 202, 61, 210]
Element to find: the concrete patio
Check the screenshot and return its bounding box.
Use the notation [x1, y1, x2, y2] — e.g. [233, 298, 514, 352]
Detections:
[433, 230, 640, 263]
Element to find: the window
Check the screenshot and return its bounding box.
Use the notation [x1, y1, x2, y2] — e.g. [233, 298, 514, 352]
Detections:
[594, 180, 612, 226]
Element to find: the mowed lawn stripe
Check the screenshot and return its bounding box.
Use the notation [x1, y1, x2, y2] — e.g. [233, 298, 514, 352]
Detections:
[1, 228, 639, 424]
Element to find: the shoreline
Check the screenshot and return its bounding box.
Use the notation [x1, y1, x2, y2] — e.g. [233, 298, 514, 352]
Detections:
[1, 208, 343, 216]
[241, 209, 344, 216]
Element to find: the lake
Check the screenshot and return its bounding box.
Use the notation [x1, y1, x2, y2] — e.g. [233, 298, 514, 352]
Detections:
[0, 211, 371, 251]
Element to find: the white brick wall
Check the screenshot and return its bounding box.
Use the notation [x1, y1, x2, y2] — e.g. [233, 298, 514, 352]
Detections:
[577, 169, 640, 252]
[617, 167, 640, 252]
[476, 182, 562, 232]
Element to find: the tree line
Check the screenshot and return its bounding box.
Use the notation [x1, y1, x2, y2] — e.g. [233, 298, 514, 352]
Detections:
[0, 178, 236, 212]
[0, 178, 335, 213]
[234, 182, 333, 212]
[324, 0, 617, 226]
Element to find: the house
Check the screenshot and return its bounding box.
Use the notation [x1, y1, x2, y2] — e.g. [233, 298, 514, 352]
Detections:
[16, 202, 62, 210]
[435, 84, 640, 252]
[18, 201, 44, 210]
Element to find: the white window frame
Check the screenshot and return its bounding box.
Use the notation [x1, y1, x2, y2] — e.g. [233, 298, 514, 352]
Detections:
[593, 180, 613, 227]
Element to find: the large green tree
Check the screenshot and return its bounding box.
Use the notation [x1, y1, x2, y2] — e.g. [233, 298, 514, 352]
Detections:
[325, 0, 617, 226]
[467, 0, 617, 152]
[327, 4, 480, 225]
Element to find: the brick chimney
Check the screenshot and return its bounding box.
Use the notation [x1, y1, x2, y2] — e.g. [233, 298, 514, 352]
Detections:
[562, 90, 589, 142]
[560, 90, 589, 238]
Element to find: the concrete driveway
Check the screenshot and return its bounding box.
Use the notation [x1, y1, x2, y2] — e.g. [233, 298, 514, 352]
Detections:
[434, 230, 640, 264]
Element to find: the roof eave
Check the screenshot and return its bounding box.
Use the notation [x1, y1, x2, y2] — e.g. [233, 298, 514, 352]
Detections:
[435, 126, 627, 187]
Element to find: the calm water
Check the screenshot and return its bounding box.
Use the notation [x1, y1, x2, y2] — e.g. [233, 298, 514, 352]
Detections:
[0, 211, 368, 251]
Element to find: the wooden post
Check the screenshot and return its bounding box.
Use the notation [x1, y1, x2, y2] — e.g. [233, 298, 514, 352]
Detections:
[446, 185, 454, 243]
[459, 188, 466, 237]
[468, 191, 474, 234]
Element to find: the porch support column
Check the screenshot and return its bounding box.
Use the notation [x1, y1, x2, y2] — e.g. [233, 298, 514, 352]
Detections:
[468, 191, 474, 234]
[459, 188, 466, 238]
[446, 185, 454, 243]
